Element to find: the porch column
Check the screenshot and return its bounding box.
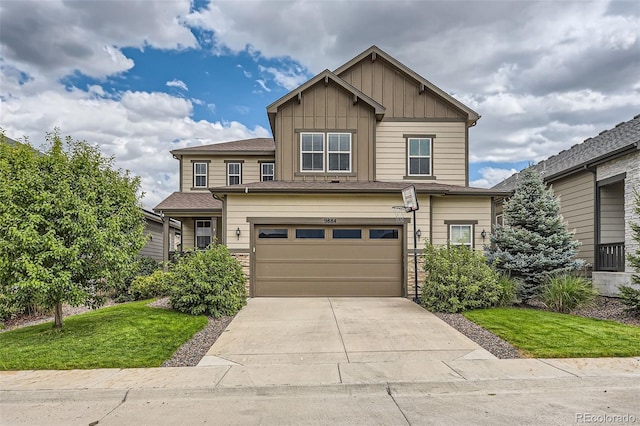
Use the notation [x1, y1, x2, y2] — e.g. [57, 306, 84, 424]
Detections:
[162, 213, 169, 271]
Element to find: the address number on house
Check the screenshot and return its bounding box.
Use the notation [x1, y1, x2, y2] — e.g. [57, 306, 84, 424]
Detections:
[323, 218, 337, 224]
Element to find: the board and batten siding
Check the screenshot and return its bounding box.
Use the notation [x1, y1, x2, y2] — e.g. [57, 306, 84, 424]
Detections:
[550, 171, 595, 266]
[431, 196, 492, 251]
[337, 57, 466, 120]
[180, 155, 274, 191]
[375, 121, 467, 185]
[224, 193, 430, 251]
[274, 80, 376, 182]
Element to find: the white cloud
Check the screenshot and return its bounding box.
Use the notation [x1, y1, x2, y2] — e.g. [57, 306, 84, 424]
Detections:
[258, 64, 308, 91]
[470, 167, 519, 188]
[166, 79, 189, 91]
[255, 79, 271, 92]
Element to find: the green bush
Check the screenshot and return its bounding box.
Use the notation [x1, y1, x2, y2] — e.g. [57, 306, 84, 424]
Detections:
[618, 285, 640, 316]
[169, 246, 246, 317]
[421, 243, 502, 313]
[540, 275, 597, 313]
[129, 270, 172, 300]
[496, 274, 518, 307]
[111, 256, 161, 302]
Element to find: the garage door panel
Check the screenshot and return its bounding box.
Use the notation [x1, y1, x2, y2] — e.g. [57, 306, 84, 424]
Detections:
[254, 225, 402, 297]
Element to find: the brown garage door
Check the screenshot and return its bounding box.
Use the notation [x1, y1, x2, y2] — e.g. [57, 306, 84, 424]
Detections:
[254, 225, 403, 297]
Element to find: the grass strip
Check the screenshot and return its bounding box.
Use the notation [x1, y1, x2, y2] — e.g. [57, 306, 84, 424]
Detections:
[0, 300, 208, 370]
[463, 307, 640, 358]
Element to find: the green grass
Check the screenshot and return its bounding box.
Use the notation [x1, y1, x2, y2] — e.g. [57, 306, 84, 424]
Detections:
[0, 300, 208, 370]
[463, 308, 640, 358]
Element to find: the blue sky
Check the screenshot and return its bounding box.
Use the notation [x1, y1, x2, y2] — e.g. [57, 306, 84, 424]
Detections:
[1, 0, 638, 208]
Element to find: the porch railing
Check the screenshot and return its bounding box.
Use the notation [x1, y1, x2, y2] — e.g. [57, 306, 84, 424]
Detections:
[596, 242, 625, 272]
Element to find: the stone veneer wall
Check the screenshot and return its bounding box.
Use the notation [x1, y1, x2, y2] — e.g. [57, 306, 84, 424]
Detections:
[597, 151, 640, 273]
[231, 252, 251, 296]
[407, 253, 426, 300]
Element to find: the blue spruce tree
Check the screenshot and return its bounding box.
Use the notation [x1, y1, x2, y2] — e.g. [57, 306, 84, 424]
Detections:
[486, 168, 582, 301]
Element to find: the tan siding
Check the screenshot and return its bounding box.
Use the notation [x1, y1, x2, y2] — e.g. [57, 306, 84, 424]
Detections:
[182, 218, 194, 249]
[338, 57, 466, 120]
[225, 193, 431, 251]
[551, 172, 595, 265]
[275, 80, 376, 181]
[180, 155, 274, 190]
[375, 121, 466, 185]
[431, 196, 492, 251]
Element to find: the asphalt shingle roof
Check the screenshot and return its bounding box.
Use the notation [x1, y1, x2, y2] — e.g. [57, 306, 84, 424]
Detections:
[170, 138, 274, 155]
[153, 192, 222, 212]
[493, 114, 640, 191]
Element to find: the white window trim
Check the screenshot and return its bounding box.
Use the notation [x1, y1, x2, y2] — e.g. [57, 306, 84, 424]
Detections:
[227, 162, 242, 185]
[327, 133, 352, 173]
[407, 138, 432, 177]
[195, 220, 212, 249]
[300, 132, 325, 172]
[261, 162, 275, 181]
[449, 224, 473, 247]
[193, 162, 208, 188]
[495, 214, 504, 226]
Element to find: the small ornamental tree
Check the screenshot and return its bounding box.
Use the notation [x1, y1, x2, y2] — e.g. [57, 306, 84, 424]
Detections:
[485, 168, 582, 301]
[619, 191, 640, 314]
[0, 130, 146, 328]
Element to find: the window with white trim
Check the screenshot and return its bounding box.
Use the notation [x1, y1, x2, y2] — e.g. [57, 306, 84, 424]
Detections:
[261, 162, 274, 181]
[450, 224, 473, 247]
[195, 220, 212, 249]
[300, 133, 324, 171]
[193, 162, 208, 188]
[327, 133, 351, 172]
[407, 138, 432, 176]
[495, 214, 503, 226]
[227, 162, 241, 185]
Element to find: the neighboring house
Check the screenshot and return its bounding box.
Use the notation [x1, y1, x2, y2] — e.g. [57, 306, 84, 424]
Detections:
[492, 114, 640, 295]
[140, 209, 181, 262]
[154, 45, 509, 298]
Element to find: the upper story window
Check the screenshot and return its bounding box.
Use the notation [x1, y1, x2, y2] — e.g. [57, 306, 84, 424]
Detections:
[261, 162, 275, 181]
[495, 214, 504, 226]
[227, 162, 241, 185]
[407, 138, 432, 176]
[450, 224, 473, 247]
[301, 133, 324, 172]
[193, 162, 208, 188]
[327, 133, 351, 172]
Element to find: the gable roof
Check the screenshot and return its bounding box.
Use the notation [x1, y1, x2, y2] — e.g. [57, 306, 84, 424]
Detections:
[493, 114, 640, 191]
[334, 45, 480, 126]
[171, 138, 275, 156]
[153, 192, 222, 213]
[266, 69, 386, 135]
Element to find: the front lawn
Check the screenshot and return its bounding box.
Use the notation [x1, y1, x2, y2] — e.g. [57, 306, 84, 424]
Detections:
[463, 308, 640, 358]
[0, 300, 208, 370]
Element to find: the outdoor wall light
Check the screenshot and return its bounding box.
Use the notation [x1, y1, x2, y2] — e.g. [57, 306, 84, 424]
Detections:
[236, 227, 241, 239]
[416, 229, 422, 239]
[481, 229, 487, 241]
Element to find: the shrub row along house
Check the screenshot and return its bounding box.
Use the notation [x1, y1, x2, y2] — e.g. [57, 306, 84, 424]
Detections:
[154, 46, 510, 297]
[493, 114, 640, 295]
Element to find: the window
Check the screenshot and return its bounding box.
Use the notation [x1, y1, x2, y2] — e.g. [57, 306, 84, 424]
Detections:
[258, 228, 288, 239]
[369, 229, 399, 239]
[333, 229, 362, 239]
[301, 133, 324, 171]
[195, 220, 212, 249]
[407, 138, 432, 176]
[261, 162, 274, 181]
[327, 133, 351, 172]
[193, 162, 208, 188]
[227, 162, 241, 185]
[295, 229, 325, 239]
[450, 224, 473, 247]
[495, 214, 503, 226]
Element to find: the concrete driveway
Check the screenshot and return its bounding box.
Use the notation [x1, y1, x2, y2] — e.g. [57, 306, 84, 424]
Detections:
[198, 297, 497, 385]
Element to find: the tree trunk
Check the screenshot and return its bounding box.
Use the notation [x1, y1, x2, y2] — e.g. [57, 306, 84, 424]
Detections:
[53, 302, 63, 328]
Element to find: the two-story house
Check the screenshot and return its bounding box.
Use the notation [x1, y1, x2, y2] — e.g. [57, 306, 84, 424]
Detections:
[154, 46, 510, 298]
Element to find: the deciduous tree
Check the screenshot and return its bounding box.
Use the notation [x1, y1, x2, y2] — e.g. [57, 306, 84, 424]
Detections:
[0, 130, 146, 327]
